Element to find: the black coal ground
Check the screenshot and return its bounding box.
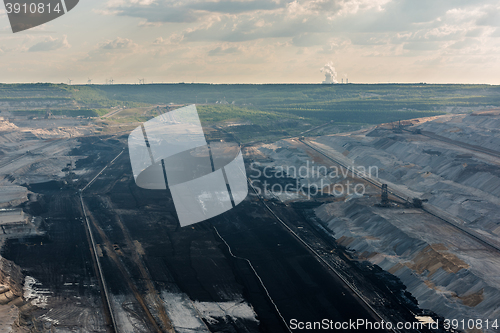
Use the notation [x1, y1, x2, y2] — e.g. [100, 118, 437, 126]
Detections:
[2, 136, 441, 332]
[2, 192, 107, 330]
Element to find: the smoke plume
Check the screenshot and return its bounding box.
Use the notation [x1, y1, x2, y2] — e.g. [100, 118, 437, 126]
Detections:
[320, 62, 338, 84]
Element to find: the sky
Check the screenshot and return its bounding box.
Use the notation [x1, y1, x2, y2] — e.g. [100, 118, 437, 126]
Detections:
[1, 0, 500, 84]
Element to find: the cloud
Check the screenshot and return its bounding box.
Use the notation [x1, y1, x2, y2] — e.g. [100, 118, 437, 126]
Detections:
[208, 45, 240, 56]
[476, 5, 500, 27]
[101, 0, 497, 49]
[100, 37, 137, 50]
[465, 28, 485, 37]
[117, 5, 199, 23]
[152, 37, 167, 45]
[403, 41, 441, 51]
[491, 28, 500, 38]
[104, 0, 290, 24]
[28, 35, 70, 52]
[77, 0, 500, 84]
[84, 37, 138, 61]
[180, 9, 335, 43]
[176, 0, 492, 45]
[349, 33, 389, 45]
[152, 34, 184, 45]
[190, 0, 284, 14]
[448, 38, 480, 50]
[291, 33, 333, 47]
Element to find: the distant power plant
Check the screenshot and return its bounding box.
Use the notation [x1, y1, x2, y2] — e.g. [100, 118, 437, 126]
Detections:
[321, 62, 348, 84]
[321, 62, 337, 84]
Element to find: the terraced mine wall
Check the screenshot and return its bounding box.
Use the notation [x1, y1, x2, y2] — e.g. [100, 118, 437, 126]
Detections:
[315, 201, 500, 325]
[0, 256, 23, 304]
[307, 114, 500, 331]
[0, 255, 24, 331]
[255, 113, 500, 332]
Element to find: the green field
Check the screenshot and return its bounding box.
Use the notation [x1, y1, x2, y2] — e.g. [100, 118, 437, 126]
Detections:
[1, 83, 499, 142]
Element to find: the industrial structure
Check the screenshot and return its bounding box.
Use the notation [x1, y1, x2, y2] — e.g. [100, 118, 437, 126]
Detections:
[378, 184, 428, 209]
[380, 184, 389, 206]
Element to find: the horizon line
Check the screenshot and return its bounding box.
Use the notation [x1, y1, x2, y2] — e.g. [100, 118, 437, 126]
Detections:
[0, 82, 497, 86]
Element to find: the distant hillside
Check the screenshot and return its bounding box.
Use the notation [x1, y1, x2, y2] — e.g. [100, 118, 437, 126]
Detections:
[1, 83, 499, 142]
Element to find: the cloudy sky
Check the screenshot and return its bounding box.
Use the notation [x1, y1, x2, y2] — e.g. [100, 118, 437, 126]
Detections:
[1, 0, 500, 84]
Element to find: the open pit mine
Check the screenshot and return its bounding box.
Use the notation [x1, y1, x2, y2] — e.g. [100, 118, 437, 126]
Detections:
[1, 105, 500, 333]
